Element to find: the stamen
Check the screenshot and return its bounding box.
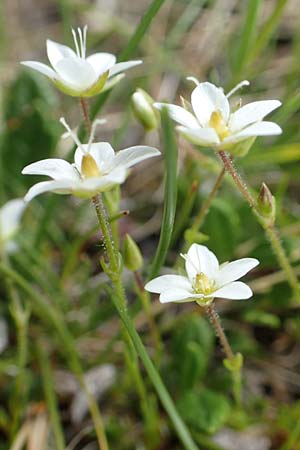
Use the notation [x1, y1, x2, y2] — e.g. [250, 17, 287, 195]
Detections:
[77, 27, 84, 58]
[180, 253, 200, 273]
[71, 28, 80, 57]
[83, 25, 88, 59]
[226, 80, 250, 98]
[186, 76, 200, 86]
[59, 117, 87, 154]
[86, 118, 106, 153]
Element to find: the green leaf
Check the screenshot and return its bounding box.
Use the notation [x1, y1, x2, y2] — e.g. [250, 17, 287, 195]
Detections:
[202, 198, 240, 261]
[243, 310, 281, 328]
[148, 107, 178, 279]
[1, 71, 60, 192]
[172, 315, 214, 390]
[178, 390, 231, 435]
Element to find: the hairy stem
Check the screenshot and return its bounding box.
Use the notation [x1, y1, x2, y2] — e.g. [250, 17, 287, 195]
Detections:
[218, 150, 299, 302]
[80, 97, 92, 134]
[92, 193, 199, 450]
[205, 304, 234, 361]
[205, 303, 242, 405]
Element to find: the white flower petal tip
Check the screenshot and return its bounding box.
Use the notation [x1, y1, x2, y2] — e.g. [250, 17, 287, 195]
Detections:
[157, 79, 282, 154]
[145, 244, 259, 306]
[22, 126, 160, 201]
[21, 29, 141, 97]
[0, 199, 27, 251]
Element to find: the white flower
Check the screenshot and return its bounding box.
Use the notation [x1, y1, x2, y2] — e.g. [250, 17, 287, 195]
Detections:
[145, 244, 259, 305]
[154, 80, 282, 153]
[0, 199, 26, 254]
[22, 118, 160, 202]
[21, 26, 142, 97]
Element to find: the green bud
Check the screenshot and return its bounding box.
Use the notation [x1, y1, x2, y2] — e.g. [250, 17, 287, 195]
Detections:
[257, 182, 276, 224]
[131, 89, 159, 131]
[123, 234, 143, 271]
[223, 352, 243, 373]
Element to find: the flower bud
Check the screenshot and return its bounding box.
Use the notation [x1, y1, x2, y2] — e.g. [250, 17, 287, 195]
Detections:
[257, 182, 276, 223]
[131, 89, 159, 131]
[123, 234, 143, 271]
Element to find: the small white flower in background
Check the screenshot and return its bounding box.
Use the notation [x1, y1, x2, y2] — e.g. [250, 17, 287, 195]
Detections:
[0, 199, 26, 254]
[145, 244, 259, 305]
[154, 80, 282, 154]
[21, 26, 142, 97]
[22, 118, 160, 202]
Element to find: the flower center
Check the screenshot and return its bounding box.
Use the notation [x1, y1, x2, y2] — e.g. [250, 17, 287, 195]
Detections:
[81, 154, 101, 178]
[209, 110, 230, 140]
[193, 272, 215, 296]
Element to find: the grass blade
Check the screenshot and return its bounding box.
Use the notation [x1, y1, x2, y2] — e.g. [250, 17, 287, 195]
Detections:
[149, 107, 178, 279]
[247, 0, 289, 66]
[109, 291, 201, 450]
[231, 0, 261, 76]
[119, 0, 166, 61]
[89, 0, 166, 124]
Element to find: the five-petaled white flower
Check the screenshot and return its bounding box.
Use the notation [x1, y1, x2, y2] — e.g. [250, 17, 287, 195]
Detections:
[145, 244, 259, 305]
[0, 199, 26, 254]
[21, 26, 142, 97]
[154, 80, 282, 154]
[22, 118, 160, 202]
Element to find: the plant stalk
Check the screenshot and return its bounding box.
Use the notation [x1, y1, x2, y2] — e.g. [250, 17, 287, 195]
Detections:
[92, 193, 200, 450]
[218, 150, 299, 302]
[205, 303, 242, 405]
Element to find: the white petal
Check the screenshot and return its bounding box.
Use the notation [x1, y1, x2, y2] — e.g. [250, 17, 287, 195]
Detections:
[0, 199, 26, 241]
[154, 103, 199, 128]
[24, 180, 76, 202]
[184, 244, 219, 281]
[177, 126, 220, 146]
[22, 159, 79, 181]
[20, 61, 56, 79]
[46, 39, 76, 68]
[79, 168, 127, 193]
[145, 275, 192, 294]
[160, 288, 201, 303]
[216, 258, 259, 287]
[74, 143, 115, 173]
[213, 281, 253, 300]
[113, 146, 160, 170]
[108, 60, 142, 78]
[55, 58, 97, 91]
[86, 53, 116, 78]
[229, 100, 281, 133]
[191, 82, 230, 127]
[223, 121, 282, 146]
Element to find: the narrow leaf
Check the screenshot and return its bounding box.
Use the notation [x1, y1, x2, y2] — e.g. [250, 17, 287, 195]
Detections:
[148, 107, 178, 279]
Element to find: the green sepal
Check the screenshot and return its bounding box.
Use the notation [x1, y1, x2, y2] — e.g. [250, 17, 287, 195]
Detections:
[223, 352, 243, 373]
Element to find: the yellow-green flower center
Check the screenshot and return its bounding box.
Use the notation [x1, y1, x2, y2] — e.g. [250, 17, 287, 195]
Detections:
[193, 272, 215, 296]
[81, 154, 101, 178]
[209, 110, 230, 140]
